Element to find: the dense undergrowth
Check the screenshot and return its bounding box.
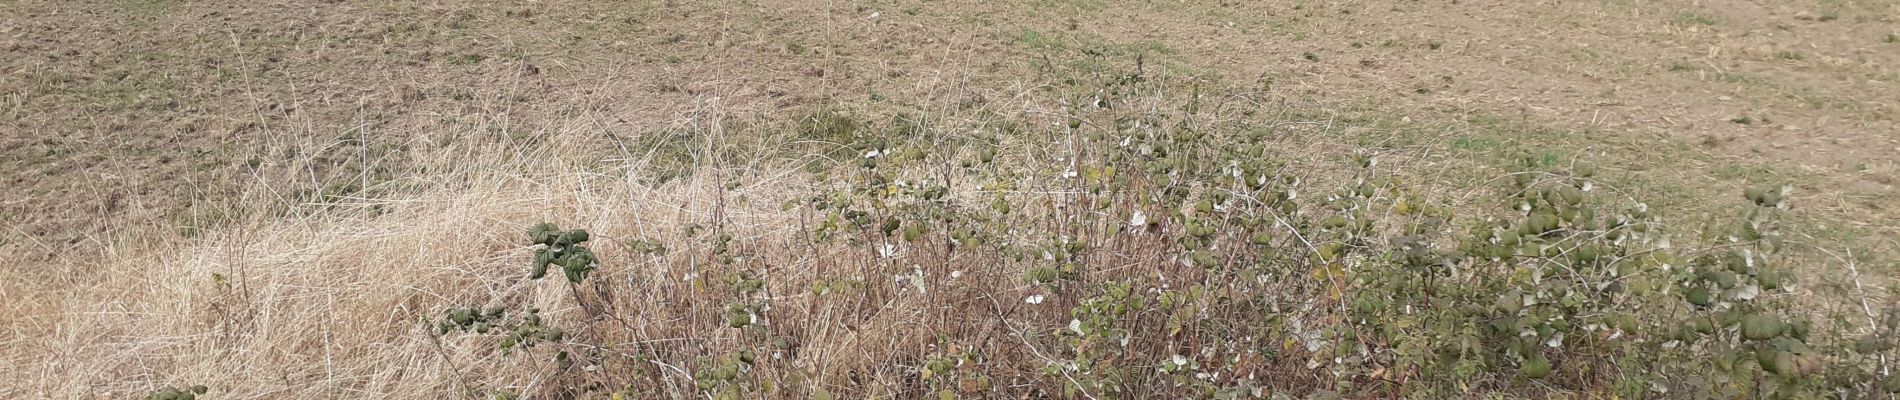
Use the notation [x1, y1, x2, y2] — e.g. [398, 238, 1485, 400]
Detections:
[409, 58, 1900, 400]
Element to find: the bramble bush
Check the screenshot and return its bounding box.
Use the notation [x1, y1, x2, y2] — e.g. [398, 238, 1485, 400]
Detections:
[144, 384, 208, 400]
[423, 223, 591, 398]
[425, 56, 1894, 398]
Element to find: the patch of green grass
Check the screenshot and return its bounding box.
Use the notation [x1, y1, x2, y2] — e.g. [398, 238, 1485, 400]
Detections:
[1116, 40, 1174, 56]
[793, 109, 864, 145]
[1667, 62, 1697, 72]
[1015, 29, 1062, 50]
[887, 112, 929, 140]
[1523, 150, 1566, 168]
[116, 0, 174, 15]
[1451, 137, 1504, 152]
[959, 14, 996, 27]
[630, 127, 704, 184]
[24, 65, 190, 114]
[1712, 162, 1775, 180]
[1030, 0, 1107, 12]
[780, 109, 872, 171]
[1465, 113, 1503, 126]
[1673, 12, 1718, 26]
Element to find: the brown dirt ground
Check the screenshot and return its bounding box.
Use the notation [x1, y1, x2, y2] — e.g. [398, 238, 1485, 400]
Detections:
[3, 0, 1895, 335]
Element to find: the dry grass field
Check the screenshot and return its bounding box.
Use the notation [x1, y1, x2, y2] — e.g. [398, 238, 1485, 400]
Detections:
[3, 1, 1897, 399]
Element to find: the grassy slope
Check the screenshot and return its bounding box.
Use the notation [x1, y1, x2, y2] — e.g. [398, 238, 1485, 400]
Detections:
[2, 0, 1896, 398]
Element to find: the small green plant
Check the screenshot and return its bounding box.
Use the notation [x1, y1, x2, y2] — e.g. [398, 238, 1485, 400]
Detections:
[1850, 305, 1900, 394]
[438, 306, 506, 335]
[808, 275, 864, 296]
[721, 270, 767, 328]
[627, 236, 668, 255]
[920, 345, 993, 397]
[527, 223, 597, 283]
[435, 306, 565, 352]
[144, 385, 208, 400]
[693, 350, 758, 400]
[711, 233, 737, 264]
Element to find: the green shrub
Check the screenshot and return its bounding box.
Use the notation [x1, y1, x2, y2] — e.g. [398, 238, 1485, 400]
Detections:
[144, 384, 208, 400]
[422, 55, 1891, 399]
[527, 223, 596, 283]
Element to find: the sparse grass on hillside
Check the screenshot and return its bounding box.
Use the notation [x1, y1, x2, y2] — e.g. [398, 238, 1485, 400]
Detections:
[8, 56, 1896, 399]
[5, 1, 1899, 399]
